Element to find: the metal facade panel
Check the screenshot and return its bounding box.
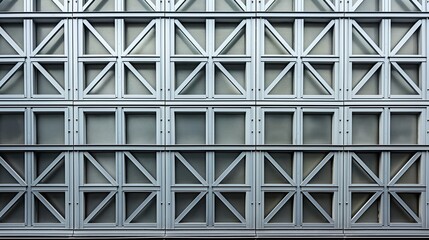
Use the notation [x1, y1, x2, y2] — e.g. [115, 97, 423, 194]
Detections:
[0, 0, 428, 238]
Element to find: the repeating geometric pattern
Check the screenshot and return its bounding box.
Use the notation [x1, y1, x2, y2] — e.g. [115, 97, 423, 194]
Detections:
[0, 0, 428, 238]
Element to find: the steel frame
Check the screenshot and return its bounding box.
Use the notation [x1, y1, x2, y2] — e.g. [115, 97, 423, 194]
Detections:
[1, 0, 429, 238]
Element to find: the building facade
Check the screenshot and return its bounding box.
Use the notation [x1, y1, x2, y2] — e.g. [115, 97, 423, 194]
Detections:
[0, 0, 428, 238]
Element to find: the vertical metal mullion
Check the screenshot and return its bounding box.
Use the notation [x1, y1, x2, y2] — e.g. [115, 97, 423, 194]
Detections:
[384, 19, 391, 99]
[255, 151, 262, 229]
[383, 151, 390, 227]
[207, 19, 214, 99]
[165, 151, 172, 229]
[426, 150, 429, 229]
[248, 151, 255, 229]
[24, 19, 31, 99]
[116, 151, 123, 227]
[115, 19, 121, 99]
[159, 151, 165, 230]
[117, 19, 124, 99]
[295, 151, 302, 226]
[208, 108, 214, 145]
[25, 151, 32, 227]
[296, 19, 303, 99]
[336, 151, 342, 229]
[207, 152, 214, 227]
[344, 151, 351, 228]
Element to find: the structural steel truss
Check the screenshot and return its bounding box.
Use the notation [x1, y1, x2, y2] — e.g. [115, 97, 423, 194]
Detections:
[0, 0, 429, 238]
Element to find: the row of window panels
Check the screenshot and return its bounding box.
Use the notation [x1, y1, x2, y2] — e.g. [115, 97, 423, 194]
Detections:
[1, 19, 425, 57]
[1, 19, 426, 99]
[1, 61, 426, 99]
[0, 107, 427, 145]
[0, 0, 427, 12]
[0, 151, 426, 228]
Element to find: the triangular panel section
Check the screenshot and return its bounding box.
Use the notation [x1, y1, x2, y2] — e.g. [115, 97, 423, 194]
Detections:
[0, 64, 24, 95]
[302, 195, 329, 223]
[124, 63, 155, 95]
[352, 22, 380, 55]
[0, 23, 24, 55]
[36, 23, 64, 55]
[304, 66, 330, 95]
[84, 22, 115, 55]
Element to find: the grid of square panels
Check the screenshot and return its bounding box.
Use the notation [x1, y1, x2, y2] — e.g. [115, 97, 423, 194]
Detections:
[0, 0, 428, 238]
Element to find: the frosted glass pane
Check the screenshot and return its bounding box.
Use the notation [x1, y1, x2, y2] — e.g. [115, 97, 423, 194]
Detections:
[390, 195, 417, 223]
[175, 23, 206, 54]
[176, 0, 205, 11]
[35, 0, 62, 11]
[352, 114, 379, 144]
[304, 0, 332, 11]
[215, 0, 244, 11]
[0, 0, 24, 11]
[352, 63, 381, 95]
[86, 113, 115, 144]
[84, 0, 114, 11]
[85, 192, 115, 223]
[126, 113, 156, 144]
[84, 23, 115, 55]
[303, 152, 332, 183]
[393, 193, 420, 223]
[265, 63, 294, 95]
[264, 152, 293, 184]
[215, 63, 245, 95]
[215, 193, 245, 223]
[352, 153, 381, 184]
[391, 0, 420, 11]
[125, 152, 157, 184]
[125, 0, 154, 11]
[35, 23, 64, 55]
[264, 23, 294, 55]
[175, 63, 206, 95]
[303, 114, 332, 144]
[352, 193, 380, 223]
[303, 194, 329, 223]
[391, 64, 420, 95]
[266, 0, 294, 11]
[0, 193, 24, 223]
[35, 152, 65, 184]
[215, 113, 245, 144]
[0, 152, 25, 184]
[0, 64, 24, 95]
[215, 152, 245, 184]
[34, 192, 65, 223]
[175, 193, 206, 223]
[216, 24, 246, 55]
[85, 64, 115, 95]
[125, 22, 156, 55]
[265, 112, 293, 144]
[36, 113, 64, 144]
[125, 192, 156, 223]
[0, 113, 24, 144]
[390, 114, 418, 144]
[125, 63, 156, 95]
[355, 0, 381, 11]
[304, 23, 333, 55]
[0, 23, 24, 54]
[391, 23, 420, 55]
[85, 152, 116, 183]
[175, 152, 206, 184]
[264, 192, 293, 223]
[34, 64, 65, 95]
[175, 113, 205, 144]
[390, 152, 420, 184]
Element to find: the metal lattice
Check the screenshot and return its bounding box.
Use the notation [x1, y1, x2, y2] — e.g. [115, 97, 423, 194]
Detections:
[0, 0, 428, 238]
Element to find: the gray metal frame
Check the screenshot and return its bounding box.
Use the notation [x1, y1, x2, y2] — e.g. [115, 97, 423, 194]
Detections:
[1, 0, 429, 238]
